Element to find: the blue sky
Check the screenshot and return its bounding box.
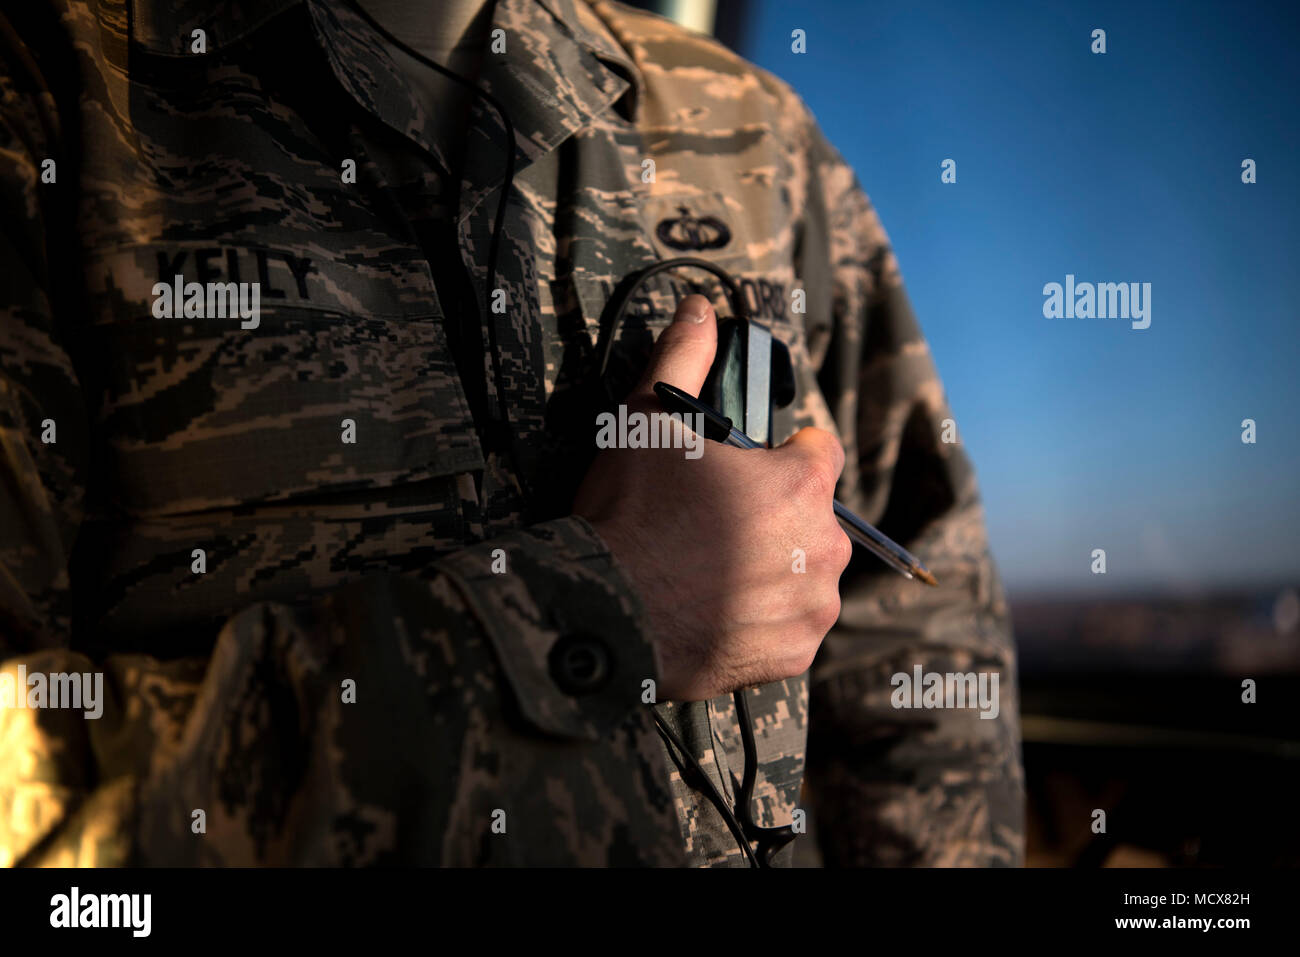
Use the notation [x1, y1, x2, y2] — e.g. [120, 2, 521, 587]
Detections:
[739, 0, 1300, 594]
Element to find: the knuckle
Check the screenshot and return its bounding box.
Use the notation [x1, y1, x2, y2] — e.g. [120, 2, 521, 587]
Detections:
[799, 628, 825, 673]
[778, 638, 817, 680]
[829, 528, 853, 569]
[792, 648, 818, 678]
[802, 428, 844, 473]
[814, 447, 842, 494]
[820, 431, 846, 477]
[792, 453, 837, 500]
[813, 588, 842, 635]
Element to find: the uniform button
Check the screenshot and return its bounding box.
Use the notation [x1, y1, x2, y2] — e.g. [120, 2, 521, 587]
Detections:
[549, 634, 612, 695]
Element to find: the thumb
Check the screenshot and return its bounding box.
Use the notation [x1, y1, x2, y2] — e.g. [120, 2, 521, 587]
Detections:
[634, 294, 718, 399]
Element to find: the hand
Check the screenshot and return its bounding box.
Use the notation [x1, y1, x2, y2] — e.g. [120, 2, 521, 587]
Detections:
[573, 294, 852, 701]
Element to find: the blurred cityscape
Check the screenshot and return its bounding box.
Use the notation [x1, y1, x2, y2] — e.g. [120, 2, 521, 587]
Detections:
[1013, 587, 1300, 676]
[1013, 587, 1300, 867]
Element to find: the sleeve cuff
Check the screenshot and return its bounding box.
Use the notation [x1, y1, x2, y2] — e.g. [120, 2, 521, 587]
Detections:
[433, 516, 658, 740]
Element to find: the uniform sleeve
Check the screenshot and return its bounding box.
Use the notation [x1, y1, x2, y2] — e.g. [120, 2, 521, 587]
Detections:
[798, 117, 1026, 866]
[0, 20, 674, 868]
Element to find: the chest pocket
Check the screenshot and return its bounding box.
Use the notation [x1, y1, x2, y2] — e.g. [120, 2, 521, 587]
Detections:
[83, 242, 485, 517]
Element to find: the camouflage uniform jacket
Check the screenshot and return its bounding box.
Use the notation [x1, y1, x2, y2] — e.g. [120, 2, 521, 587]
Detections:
[0, 0, 1024, 866]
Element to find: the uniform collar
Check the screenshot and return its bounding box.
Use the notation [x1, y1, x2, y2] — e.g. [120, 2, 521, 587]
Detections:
[536, 0, 643, 115]
[311, 0, 638, 218]
[457, 0, 638, 214]
[129, 0, 641, 191]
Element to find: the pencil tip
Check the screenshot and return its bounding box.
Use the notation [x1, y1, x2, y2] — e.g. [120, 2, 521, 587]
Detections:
[915, 567, 939, 587]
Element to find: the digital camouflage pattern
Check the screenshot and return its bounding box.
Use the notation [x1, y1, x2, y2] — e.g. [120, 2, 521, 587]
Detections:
[0, 0, 1024, 866]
